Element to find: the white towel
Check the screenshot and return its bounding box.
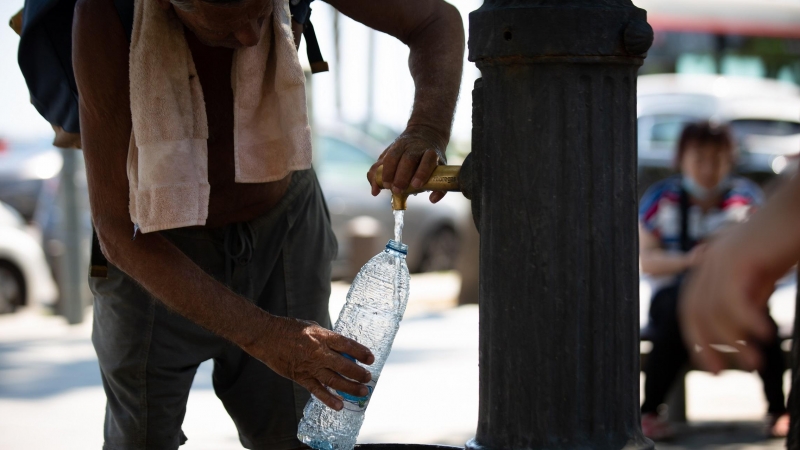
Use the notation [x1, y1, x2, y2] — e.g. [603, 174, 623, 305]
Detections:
[128, 0, 312, 233]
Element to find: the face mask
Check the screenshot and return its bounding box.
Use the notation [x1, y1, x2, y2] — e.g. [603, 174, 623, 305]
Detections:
[682, 176, 729, 201]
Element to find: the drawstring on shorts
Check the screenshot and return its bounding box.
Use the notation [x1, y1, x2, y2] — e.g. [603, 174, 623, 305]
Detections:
[223, 222, 256, 287]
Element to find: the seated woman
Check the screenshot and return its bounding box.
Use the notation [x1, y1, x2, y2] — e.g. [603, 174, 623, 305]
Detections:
[638, 121, 788, 439]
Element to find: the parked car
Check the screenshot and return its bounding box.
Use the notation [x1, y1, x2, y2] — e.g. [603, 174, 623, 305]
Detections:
[637, 74, 800, 191]
[314, 124, 470, 279]
[0, 138, 62, 221]
[0, 201, 58, 313]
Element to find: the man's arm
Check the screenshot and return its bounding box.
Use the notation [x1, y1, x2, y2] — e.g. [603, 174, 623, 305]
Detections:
[324, 0, 465, 202]
[679, 173, 800, 373]
[72, 0, 372, 410]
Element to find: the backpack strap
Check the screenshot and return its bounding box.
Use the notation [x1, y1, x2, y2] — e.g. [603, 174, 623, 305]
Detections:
[10, 9, 23, 35]
[668, 183, 693, 286]
[678, 180, 733, 253]
[678, 184, 693, 253]
[290, 0, 328, 74]
[301, 8, 328, 73]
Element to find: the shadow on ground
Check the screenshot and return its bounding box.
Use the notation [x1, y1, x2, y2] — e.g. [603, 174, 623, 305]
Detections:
[0, 338, 101, 399]
[361, 423, 785, 450]
[0, 337, 219, 399]
[655, 421, 785, 449]
[359, 432, 474, 447]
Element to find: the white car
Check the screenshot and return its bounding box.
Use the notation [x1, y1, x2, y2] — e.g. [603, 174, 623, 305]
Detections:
[638, 74, 800, 177]
[0, 201, 58, 313]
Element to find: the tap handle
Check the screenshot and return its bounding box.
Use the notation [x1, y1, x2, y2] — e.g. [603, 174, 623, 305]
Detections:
[374, 165, 463, 210]
[375, 165, 462, 194]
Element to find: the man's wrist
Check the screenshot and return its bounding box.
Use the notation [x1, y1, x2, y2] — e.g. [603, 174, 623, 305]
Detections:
[402, 123, 449, 163]
[235, 306, 275, 354]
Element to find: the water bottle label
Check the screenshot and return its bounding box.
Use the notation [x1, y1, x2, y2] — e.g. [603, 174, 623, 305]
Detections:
[335, 379, 376, 412]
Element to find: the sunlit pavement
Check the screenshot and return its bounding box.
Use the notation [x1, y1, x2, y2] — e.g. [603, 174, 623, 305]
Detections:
[0, 274, 794, 449]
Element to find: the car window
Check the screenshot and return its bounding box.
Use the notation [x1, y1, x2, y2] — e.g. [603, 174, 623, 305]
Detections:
[641, 115, 697, 150]
[317, 137, 376, 184]
[729, 120, 800, 138]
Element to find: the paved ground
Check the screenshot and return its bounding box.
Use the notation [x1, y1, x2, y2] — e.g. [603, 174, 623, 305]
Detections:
[0, 273, 794, 449]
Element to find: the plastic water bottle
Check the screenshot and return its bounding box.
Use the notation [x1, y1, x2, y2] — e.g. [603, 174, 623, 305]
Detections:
[297, 239, 410, 450]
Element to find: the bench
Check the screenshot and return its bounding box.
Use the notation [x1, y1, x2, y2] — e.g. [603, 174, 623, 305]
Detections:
[639, 326, 793, 423]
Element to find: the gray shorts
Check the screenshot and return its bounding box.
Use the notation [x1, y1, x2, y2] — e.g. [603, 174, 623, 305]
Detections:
[90, 170, 336, 450]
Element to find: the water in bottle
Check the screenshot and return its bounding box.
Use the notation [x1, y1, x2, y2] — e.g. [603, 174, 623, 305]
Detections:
[297, 213, 409, 450]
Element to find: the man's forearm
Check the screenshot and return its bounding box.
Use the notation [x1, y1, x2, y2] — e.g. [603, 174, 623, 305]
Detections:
[404, 2, 464, 153]
[97, 219, 270, 352]
[326, 0, 464, 151]
[333, 0, 464, 198]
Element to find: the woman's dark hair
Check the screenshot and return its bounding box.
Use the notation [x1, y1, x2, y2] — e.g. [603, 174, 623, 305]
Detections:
[675, 121, 735, 166]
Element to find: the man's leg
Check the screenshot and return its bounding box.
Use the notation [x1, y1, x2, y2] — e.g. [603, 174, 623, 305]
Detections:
[213, 252, 313, 449]
[91, 255, 226, 449]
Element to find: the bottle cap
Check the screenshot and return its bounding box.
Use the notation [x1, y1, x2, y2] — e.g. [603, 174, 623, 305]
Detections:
[386, 239, 408, 255]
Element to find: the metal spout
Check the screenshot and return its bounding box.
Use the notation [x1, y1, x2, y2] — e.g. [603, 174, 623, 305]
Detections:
[375, 165, 462, 210]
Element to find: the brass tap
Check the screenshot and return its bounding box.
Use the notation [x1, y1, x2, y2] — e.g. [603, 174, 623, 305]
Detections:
[375, 165, 463, 210]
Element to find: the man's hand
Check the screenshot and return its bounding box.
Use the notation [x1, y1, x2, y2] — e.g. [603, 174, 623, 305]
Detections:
[367, 125, 447, 204]
[247, 316, 375, 411]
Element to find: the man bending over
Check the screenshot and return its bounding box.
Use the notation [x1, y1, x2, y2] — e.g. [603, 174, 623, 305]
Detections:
[72, 0, 463, 447]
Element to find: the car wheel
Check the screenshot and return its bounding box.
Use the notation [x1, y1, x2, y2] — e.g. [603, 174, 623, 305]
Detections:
[417, 227, 459, 273]
[0, 261, 25, 314]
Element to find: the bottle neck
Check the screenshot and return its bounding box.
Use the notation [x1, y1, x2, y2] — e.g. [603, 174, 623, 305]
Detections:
[385, 240, 408, 258]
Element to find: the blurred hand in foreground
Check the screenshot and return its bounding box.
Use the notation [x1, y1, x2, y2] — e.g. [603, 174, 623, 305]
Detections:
[679, 174, 800, 373]
[686, 243, 708, 268]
